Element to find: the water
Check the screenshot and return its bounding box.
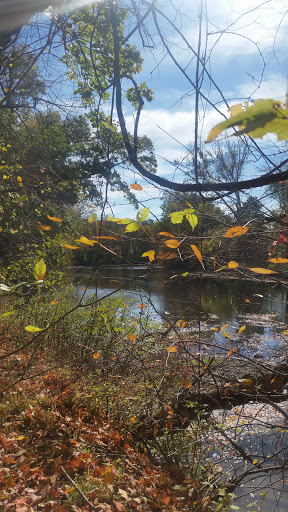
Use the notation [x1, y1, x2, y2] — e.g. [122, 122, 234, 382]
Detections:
[66, 265, 288, 361]
[64, 265, 288, 510]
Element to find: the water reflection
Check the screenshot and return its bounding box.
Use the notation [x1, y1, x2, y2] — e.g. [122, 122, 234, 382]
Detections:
[65, 266, 288, 359]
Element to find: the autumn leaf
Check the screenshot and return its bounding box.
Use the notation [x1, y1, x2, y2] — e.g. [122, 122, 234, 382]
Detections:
[158, 250, 179, 260]
[136, 207, 150, 222]
[93, 352, 100, 359]
[182, 272, 188, 276]
[75, 236, 96, 246]
[238, 325, 246, 333]
[125, 221, 141, 232]
[37, 222, 51, 231]
[25, 325, 43, 332]
[225, 226, 248, 238]
[164, 239, 180, 249]
[268, 257, 288, 263]
[191, 244, 203, 266]
[227, 347, 237, 357]
[158, 231, 175, 237]
[62, 243, 80, 250]
[180, 379, 192, 389]
[169, 211, 184, 224]
[88, 213, 97, 223]
[129, 333, 136, 342]
[104, 469, 114, 487]
[228, 261, 238, 269]
[33, 259, 46, 281]
[47, 214, 62, 223]
[221, 323, 229, 331]
[142, 250, 155, 262]
[248, 267, 278, 274]
[166, 346, 177, 352]
[130, 182, 143, 191]
[137, 304, 146, 309]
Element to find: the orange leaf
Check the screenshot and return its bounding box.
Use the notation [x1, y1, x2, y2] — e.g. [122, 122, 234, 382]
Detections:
[191, 244, 203, 266]
[63, 487, 76, 494]
[238, 325, 246, 333]
[180, 379, 192, 389]
[225, 225, 248, 238]
[166, 346, 177, 352]
[137, 304, 146, 309]
[227, 348, 237, 357]
[129, 333, 136, 342]
[96, 236, 117, 240]
[130, 182, 143, 191]
[221, 323, 229, 331]
[93, 352, 100, 359]
[248, 267, 278, 275]
[164, 239, 180, 249]
[62, 243, 80, 250]
[158, 232, 175, 238]
[37, 222, 51, 231]
[157, 250, 179, 260]
[268, 257, 288, 264]
[47, 214, 62, 223]
[153, 424, 158, 436]
[132, 321, 137, 326]
[130, 416, 137, 422]
[245, 298, 251, 303]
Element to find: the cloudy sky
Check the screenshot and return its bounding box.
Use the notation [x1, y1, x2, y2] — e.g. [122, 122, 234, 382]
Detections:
[72, 0, 288, 219]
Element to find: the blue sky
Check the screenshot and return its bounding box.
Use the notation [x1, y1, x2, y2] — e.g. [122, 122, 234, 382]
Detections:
[53, 1, 288, 220]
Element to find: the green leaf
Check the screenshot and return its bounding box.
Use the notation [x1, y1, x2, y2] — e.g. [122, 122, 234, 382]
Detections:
[125, 222, 141, 232]
[119, 218, 133, 225]
[169, 211, 184, 224]
[186, 213, 198, 230]
[136, 207, 150, 222]
[88, 213, 97, 223]
[25, 325, 43, 332]
[102, 121, 117, 132]
[33, 259, 46, 281]
[207, 97, 288, 142]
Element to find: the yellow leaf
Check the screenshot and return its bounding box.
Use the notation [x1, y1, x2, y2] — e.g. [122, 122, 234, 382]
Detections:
[282, 331, 288, 335]
[222, 331, 231, 338]
[245, 298, 251, 303]
[129, 333, 136, 342]
[130, 182, 143, 191]
[268, 257, 288, 263]
[141, 250, 155, 262]
[47, 214, 62, 223]
[252, 459, 257, 465]
[211, 327, 219, 331]
[93, 352, 100, 359]
[228, 261, 238, 269]
[248, 267, 278, 274]
[104, 469, 114, 487]
[221, 323, 229, 331]
[17, 176, 22, 182]
[164, 239, 180, 249]
[225, 226, 248, 238]
[25, 325, 43, 332]
[37, 222, 51, 231]
[50, 301, 58, 305]
[17, 435, 27, 440]
[182, 272, 188, 276]
[191, 244, 203, 266]
[180, 379, 192, 389]
[33, 259, 46, 281]
[166, 346, 177, 352]
[158, 232, 175, 238]
[238, 325, 246, 333]
[75, 236, 96, 246]
[96, 236, 117, 240]
[62, 243, 80, 250]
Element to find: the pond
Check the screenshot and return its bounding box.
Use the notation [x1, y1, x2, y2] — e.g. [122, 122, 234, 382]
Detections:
[66, 265, 288, 362]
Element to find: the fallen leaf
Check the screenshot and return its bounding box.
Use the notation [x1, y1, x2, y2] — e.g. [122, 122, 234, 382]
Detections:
[166, 346, 177, 352]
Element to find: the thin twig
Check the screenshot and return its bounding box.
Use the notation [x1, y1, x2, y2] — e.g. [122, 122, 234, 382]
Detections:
[61, 466, 98, 511]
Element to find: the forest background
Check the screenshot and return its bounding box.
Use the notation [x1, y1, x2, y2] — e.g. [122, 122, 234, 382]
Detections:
[1, 1, 288, 511]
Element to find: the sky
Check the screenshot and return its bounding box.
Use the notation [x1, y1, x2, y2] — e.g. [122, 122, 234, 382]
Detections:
[45, 0, 288, 220]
